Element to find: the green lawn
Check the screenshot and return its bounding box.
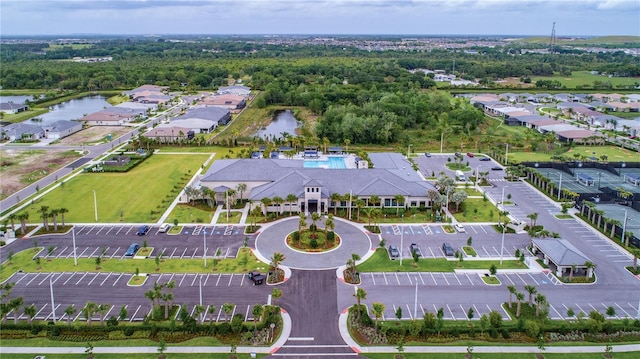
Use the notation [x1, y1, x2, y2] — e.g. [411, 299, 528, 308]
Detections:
[508, 145, 639, 163]
[531, 71, 640, 89]
[453, 197, 499, 223]
[1, 247, 266, 281]
[20, 154, 209, 223]
[216, 210, 242, 224]
[167, 203, 215, 224]
[356, 248, 525, 273]
[0, 108, 49, 123]
[482, 275, 501, 285]
[364, 353, 640, 359]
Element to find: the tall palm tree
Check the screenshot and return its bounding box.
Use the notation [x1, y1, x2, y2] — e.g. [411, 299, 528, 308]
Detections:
[270, 252, 286, 281]
[39, 206, 50, 231]
[58, 208, 69, 226]
[331, 193, 342, 215]
[7, 213, 16, 231]
[371, 302, 385, 330]
[394, 195, 405, 216]
[207, 305, 216, 324]
[222, 303, 234, 322]
[286, 194, 297, 216]
[82, 302, 97, 326]
[50, 209, 59, 231]
[569, 264, 577, 281]
[524, 285, 537, 305]
[252, 304, 263, 331]
[355, 199, 365, 222]
[526, 212, 539, 229]
[515, 292, 525, 317]
[97, 304, 110, 326]
[236, 183, 247, 201]
[369, 195, 381, 208]
[64, 305, 76, 326]
[507, 285, 516, 308]
[194, 304, 205, 324]
[631, 249, 640, 273]
[17, 212, 29, 235]
[272, 196, 284, 217]
[24, 304, 36, 324]
[298, 214, 307, 236]
[353, 288, 367, 320]
[350, 253, 360, 275]
[325, 215, 334, 239]
[584, 261, 596, 278]
[534, 293, 547, 317]
[260, 197, 272, 216]
[10, 297, 23, 324]
[311, 212, 321, 235]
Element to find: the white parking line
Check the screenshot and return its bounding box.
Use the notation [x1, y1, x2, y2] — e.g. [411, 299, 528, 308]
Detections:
[110, 247, 120, 258]
[125, 227, 134, 235]
[101, 273, 112, 286]
[453, 274, 462, 285]
[418, 273, 425, 285]
[75, 272, 89, 285]
[446, 304, 456, 320]
[180, 248, 187, 259]
[228, 273, 234, 286]
[56, 247, 68, 258]
[441, 273, 449, 285]
[405, 304, 413, 320]
[112, 273, 124, 286]
[87, 273, 100, 286]
[395, 272, 400, 285]
[50, 273, 62, 285]
[115, 226, 124, 235]
[130, 305, 141, 322]
[370, 273, 376, 285]
[430, 272, 437, 286]
[170, 248, 177, 258]
[204, 274, 211, 286]
[527, 273, 540, 285]
[26, 273, 41, 286]
[465, 273, 475, 286]
[78, 247, 89, 257]
[383, 273, 389, 285]
[191, 248, 198, 259]
[89, 248, 100, 257]
[95, 227, 105, 235]
[35, 304, 49, 319]
[191, 274, 199, 287]
[37, 273, 52, 286]
[549, 304, 563, 319]
[616, 303, 632, 317]
[245, 305, 251, 321]
[216, 274, 223, 286]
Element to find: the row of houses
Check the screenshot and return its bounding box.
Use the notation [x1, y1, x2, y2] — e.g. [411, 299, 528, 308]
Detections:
[1, 120, 82, 142]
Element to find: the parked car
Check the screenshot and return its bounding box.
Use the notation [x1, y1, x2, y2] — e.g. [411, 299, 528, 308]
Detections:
[425, 152, 431, 157]
[137, 225, 150, 236]
[454, 223, 466, 233]
[248, 270, 265, 285]
[442, 242, 455, 256]
[125, 243, 140, 256]
[466, 152, 474, 158]
[454, 152, 462, 158]
[388, 245, 400, 259]
[491, 166, 503, 171]
[409, 243, 421, 257]
[158, 223, 171, 233]
[479, 156, 491, 161]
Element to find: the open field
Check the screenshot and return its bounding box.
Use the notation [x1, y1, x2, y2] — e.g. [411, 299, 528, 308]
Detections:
[508, 145, 639, 163]
[0, 149, 82, 200]
[166, 203, 215, 224]
[453, 197, 497, 223]
[531, 71, 639, 89]
[47, 44, 94, 50]
[19, 153, 209, 223]
[516, 35, 640, 45]
[53, 126, 131, 146]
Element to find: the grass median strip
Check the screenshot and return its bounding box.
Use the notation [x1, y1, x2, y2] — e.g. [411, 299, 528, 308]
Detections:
[0, 248, 266, 280]
[356, 248, 526, 273]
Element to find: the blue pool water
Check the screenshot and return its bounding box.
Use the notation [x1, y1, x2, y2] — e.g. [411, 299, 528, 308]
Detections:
[304, 156, 347, 169]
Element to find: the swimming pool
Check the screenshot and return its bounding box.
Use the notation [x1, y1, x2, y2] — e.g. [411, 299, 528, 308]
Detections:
[304, 156, 347, 169]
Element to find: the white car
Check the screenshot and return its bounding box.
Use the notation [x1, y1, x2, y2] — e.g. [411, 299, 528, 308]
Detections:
[158, 223, 171, 233]
[454, 223, 466, 233]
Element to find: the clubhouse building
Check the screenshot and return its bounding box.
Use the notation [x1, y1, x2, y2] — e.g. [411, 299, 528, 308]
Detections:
[200, 152, 435, 214]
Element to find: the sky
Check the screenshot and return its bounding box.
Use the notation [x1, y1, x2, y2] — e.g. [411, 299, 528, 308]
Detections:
[1, 0, 639, 37]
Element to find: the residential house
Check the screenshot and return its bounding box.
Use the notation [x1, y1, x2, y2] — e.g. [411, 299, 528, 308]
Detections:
[42, 120, 82, 139]
[143, 125, 194, 143]
[216, 85, 251, 97]
[201, 94, 246, 111]
[2, 123, 45, 141]
[0, 103, 29, 114]
[173, 106, 231, 128]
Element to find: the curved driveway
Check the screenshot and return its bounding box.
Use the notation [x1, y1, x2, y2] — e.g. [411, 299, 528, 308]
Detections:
[255, 217, 371, 270]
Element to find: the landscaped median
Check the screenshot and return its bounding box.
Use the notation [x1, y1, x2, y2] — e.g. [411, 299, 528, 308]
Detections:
[0, 247, 268, 282]
[356, 248, 526, 273]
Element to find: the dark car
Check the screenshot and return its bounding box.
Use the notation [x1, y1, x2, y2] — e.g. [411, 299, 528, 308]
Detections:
[125, 243, 140, 256]
[248, 270, 265, 285]
[442, 242, 455, 256]
[491, 166, 503, 171]
[425, 152, 431, 157]
[409, 243, 421, 257]
[454, 152, 462, 158]
[388, 245, 400, 259]
[137, 225, 150, 236]
[479, 156, 491, 161]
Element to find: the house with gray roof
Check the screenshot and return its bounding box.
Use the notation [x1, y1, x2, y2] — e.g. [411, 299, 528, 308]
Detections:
[531, 238, 594, 278]
[216, 85, 251, 97]
[0, 102, 28, 114]
[200, 153, 435, 215]
[2, 123, 44, 141]
[42, 120, 82, 139]
[173, 106, 231, 129]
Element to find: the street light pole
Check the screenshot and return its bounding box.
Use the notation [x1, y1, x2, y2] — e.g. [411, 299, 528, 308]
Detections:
[92, 190, 98, 222]
[199, 276, 203, 323]
[500, 186, 507, 265]
[50, 275, 56, 323]
[72, 226, 77, 266]
[622, 209, 628, 245]
[400, 226, 404, 267]
[203, 230, 207, 267]
[348, 189, 352, 220]
[557, 173, 563, 200]
[505, 143, 509, 166]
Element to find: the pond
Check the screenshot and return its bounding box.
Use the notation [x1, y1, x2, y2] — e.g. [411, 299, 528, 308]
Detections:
[254, 110, 301, 140]
[31, 95, 112, 125]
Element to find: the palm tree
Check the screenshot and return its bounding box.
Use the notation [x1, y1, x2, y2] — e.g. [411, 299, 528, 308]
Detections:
[260, 197, 272, 216]
[236, 183, 247, 201]
[64, 305, 76, 326]
[524, 285, 537, 305]
[507, 285, 517, 308]
[286, 194, 297, 216]
[270, 252, 286, 282]
[344, 138, 351, 153]
[10, 297, 23, 324]
[369, 195, 381, 208]
[631, 249, 640, 273]
[354, 288, 367, 320]
[331, 193, 342, 215]
[7, 213, 16, 231]
[39, 205, 50, 231]
[17, 212, 29, 235]
[162, 292, 173, 319]
[207, 305, 216, 324]
[394, 195, 405, 216]
[526, 212, 539, 229]
[194, 304, 205, 324]
[50, 208, 59, 231]
[371, 302, 385, 330]
[534, 293, 547, 317]
[515, 292, 525, 317]
[437, 113, 451, 153]
[222, 303, 234, 322]
[569, 264, 577, 281]
[166, 280, 176, 315]
[82, 302, 98, 326]
[325, 215, 334, 239]
[298, 214, 307, 237]
[350, 253, 360, 276]
[252, 304, 263, 331]
[355, 199, 365, 221]
[58, 208, 69, 226]
[311, 212, 321, 235]
[584, 261, 596, 278]
[272, 196, 284, 217]
[609, 219, 621, 238]
[24, 304, 36, 324]
[97, 304, 110, 326]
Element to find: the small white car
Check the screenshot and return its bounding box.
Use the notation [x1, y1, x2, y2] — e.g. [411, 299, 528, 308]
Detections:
[158, 223, 171, 233]
[454, 223, 466, 233]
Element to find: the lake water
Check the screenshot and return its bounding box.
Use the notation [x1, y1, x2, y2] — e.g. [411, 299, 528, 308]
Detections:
[254, 109, 301, 140]
[30, 95, 112, 125]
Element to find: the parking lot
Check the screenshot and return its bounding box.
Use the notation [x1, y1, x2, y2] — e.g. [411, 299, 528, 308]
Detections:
[380, 224, 529, 259]
[5, 271, 271, 324]
[413, 153, 505, 182]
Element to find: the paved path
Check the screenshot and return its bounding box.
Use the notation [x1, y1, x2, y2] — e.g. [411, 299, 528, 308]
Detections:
[255, 216, 372, 270]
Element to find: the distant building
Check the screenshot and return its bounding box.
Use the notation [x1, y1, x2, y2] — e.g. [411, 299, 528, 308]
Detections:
[216, 85, 251, 97]
[42, 120, 82, 139]
[0, 102, 28, 114]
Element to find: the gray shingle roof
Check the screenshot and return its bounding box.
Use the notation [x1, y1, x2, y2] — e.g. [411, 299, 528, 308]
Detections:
[532, 238, 592, 266]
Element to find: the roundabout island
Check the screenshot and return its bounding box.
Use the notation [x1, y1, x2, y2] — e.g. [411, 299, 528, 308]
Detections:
[255, 216, 373, 270]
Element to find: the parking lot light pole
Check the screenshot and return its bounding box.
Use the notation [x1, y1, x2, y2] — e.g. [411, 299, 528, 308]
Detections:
[348, 189, 352, 220]
[557, 173, 563, 200]
[92, 190, 98, 222]
[72, 226, 77, 266]
[622, 210, 628, 245]
[203, 230, 207, 267]
[50, 275, 56, 323]
[199, 276, 203, 323]
[500, 186, 507, 265]
[407, 144, 411, 159]
[400, 226, 404, 267]
[505, 143, 509, 166]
